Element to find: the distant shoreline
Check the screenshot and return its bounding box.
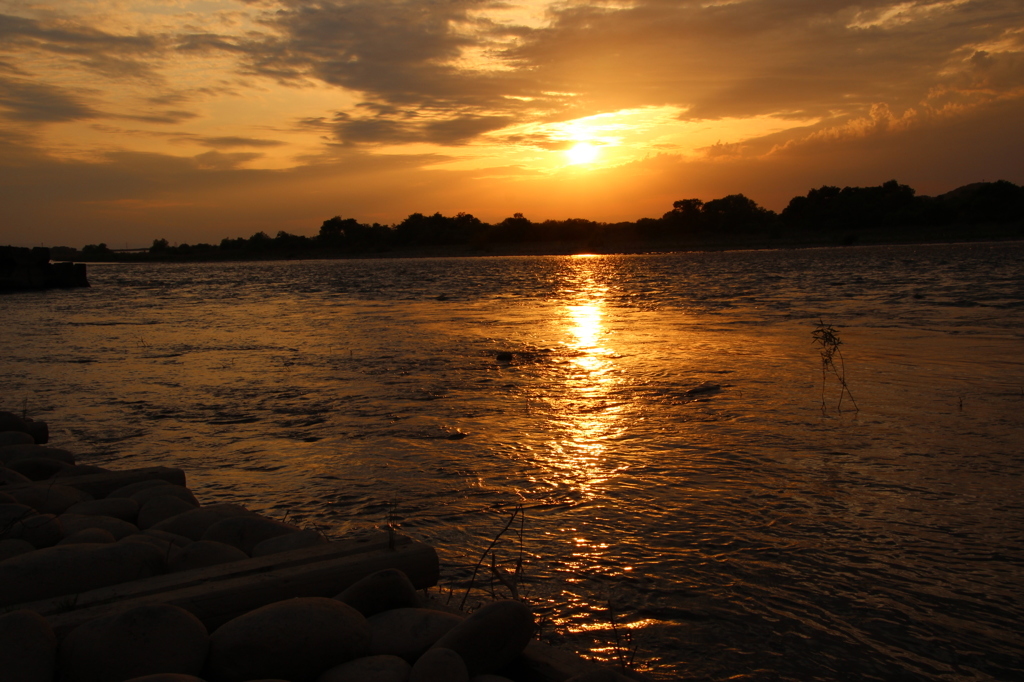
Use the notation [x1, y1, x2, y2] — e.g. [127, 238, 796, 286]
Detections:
[66, 222, 1024, 264]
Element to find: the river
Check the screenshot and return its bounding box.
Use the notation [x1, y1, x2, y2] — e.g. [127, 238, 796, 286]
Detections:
[2, 242, 1022, 681]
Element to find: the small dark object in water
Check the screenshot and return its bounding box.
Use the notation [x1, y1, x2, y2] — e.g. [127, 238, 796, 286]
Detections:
[495, 352, 513, 363]
[446, 432, 468, 440]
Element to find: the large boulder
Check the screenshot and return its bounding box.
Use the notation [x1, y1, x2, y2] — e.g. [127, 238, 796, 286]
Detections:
[431, 600, 534, 677]
[0, 411, 27, 433]
[151, 504, 256, 541]
[335, 568, 420, 617]
[58, 527, 117, 545]
[0, 537, 36, 561]
[317, 655, 411, 682]
[109, 479, 175, 499]
[67, 497, 140, 522]
[7, 483, 91, 515]
[252, 529, 327, 557]
[0, 444, 75, 465]
[167, 541, 248, 573]
[54, 463, 112, 479]
[124, 676, 207, 682]
[0, 509, 62, 548]
[366, 608, 464, 662]
[138, 495, 198, 529]
[7, 457, 74, 481]
[201, 515, 301, 556]
[58, 604, 209, 682]
[59, 513, 139, 540]
[0, 541, 165, 606]
[205, 597, 370, 682]
[410, 647, 469, 682]
[0, 609, 56, 682]
[130, 485, 200, 508]
[0, 430, 34, 447]
[0, 465, 31, 485]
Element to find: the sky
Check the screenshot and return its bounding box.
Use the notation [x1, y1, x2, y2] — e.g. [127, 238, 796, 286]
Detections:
[1, 0, 1022, 248]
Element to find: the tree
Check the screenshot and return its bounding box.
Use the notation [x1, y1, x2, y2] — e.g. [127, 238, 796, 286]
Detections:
[150, 238, 170, 253]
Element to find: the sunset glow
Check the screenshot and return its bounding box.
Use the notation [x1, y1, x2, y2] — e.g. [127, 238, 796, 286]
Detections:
[0, 0, 1021, 247]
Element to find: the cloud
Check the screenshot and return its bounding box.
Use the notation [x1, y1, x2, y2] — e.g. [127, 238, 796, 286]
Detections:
[200, 136, 287, 148]
[0, 75, 100, 121]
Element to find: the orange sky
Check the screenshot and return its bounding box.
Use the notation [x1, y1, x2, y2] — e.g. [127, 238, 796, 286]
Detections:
[1, 0, 1022, 248]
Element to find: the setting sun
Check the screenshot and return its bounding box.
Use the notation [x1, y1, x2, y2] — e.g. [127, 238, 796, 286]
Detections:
[566, 142, 600, 165]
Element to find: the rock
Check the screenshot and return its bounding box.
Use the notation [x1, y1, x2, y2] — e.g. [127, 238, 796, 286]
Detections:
[59, 513, 139, 540]
[0, 411, 27, 433]
[167, 540, 248, 573]
[563, 671, 623, 682]
[0, 430, 34, 447]
[0, 541, 165, 606]
[0, 444, 75, 465]
[410, 647, 469, 682]
[367, 608, 464, 662]
[58, 604, 209, 682]
[0, 609, 56, 682]
[58, 527, 117, 545]
[151, 504, 257, 541]
[1, 512, 63, 548]
[7, 456, 74, 480]
[202, 515, 301, 556]
[67, 497, 140, 522]
[431, 600, 534, 677]
[206, 597, 370, 682]
[471, 676, 518, 682]
[335, 568, 420, 617]
[138, 494, 199, 530]
[252, 529, 328, 557]
[109, 479, 176, 498]
[8, 483, 92, 515]
[53, 463, 112, 479]
[0, 465, 31, 485]
[23, 419, 49, 444]
[0, 537, 36, 561]
[124, 676, 207, 682]
[317, 654, 411, 682]
[131, 484, 200, 508]
[144, 528, 194, 547]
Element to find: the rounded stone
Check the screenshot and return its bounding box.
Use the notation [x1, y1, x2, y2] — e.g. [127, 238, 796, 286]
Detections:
[471, 676, 519, 682]
[109, 479, 174, 498]
[410, 647, 469, 682]
[59, 513, 139, 540]
[0, 430, 34, 447]
[201, 515, 302, 556]
[0, 465, 31, 485]
[317, 654, 411, 682]
[7, 457, 74, 481]
[58, 527, 117, 545]
[0, 537, 36, 561]
[23, 419, 49, 444]
[9, 483, 92, 515]
[67, 497, 140, 522]
[53, 464, 112, 479]
[335, 568, 420, 617]
[131, 485, 200, 508]
[144, 528, 194, 547]
[168, 540, 248, 573]
[206, 597, 370, 682]
[367, 608, 464, 662]
[1, 511, 63, 548]
[252, 529, 328, 557]
[124, 676, 206, 682]
[0, 541, 165, 606]
[0, 444, 75, 465]
[58, 604, 209, 682]
[151, 504, 257, 541]
[431, 600, 534, 677]
[138, 495, 199, 530]
[0, 609, 56, 682]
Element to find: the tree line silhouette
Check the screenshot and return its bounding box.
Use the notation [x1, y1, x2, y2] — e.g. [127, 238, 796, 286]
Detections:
[79, 179, 1023, 259]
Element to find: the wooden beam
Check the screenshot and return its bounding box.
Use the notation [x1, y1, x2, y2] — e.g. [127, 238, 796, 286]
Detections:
[26, 534, 438, 640]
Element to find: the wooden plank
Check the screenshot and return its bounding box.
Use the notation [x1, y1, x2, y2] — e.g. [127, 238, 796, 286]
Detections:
[20, 532, 411, 618]
[0, 466, 185, 498]
[43, 538, 439, 640]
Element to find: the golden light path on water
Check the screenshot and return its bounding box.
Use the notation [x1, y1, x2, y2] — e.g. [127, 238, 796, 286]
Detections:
[540, 255, 655, 640]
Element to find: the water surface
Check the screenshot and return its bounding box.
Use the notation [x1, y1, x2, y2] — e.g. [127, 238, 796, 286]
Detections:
[2, 243, 1023, 681]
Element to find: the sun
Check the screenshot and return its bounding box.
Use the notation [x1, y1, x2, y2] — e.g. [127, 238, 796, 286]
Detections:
[566, 142, 599, 165]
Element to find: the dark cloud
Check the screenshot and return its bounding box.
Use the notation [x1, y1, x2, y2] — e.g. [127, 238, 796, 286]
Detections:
[194, 150, 264, 169]
[0, 76, 100, 121]
[200, 136, 287, 148]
